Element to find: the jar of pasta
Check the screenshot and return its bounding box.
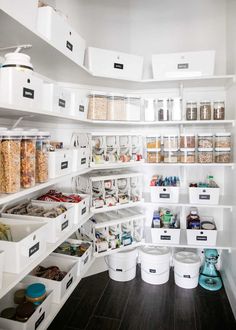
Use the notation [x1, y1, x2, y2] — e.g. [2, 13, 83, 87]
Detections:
[163, 149, 179, 163]
[215, 133, 231, 148]
[200, 101, 212, 120]
[21, 131, 36, 188]
[198, 133, 213, 148]
[147, 149, 161, 163]
[198, 148, 213, 163]
[163, 135, 179, 149]
[215, 148, 231, 163]
[36, 131, 50, 183]
[180, 149, 196, 163]
[180, 134, 195, 148]
[213, 101, 225, 120]
[146, 136, 161, 149]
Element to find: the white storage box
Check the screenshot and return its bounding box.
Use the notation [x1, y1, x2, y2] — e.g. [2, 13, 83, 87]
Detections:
[43, 83, 71, 115]
[0, 251, 4, 289]
[151, 228, 180, 244]
[37, 6, 86, 65]
[152, 50, 215, 79]
[0, 218, 47, 273]
[52, 238, 93, 276]
[187, 219, 217, 246]
[72, 148, 90, 172]
[48, 149, 73, 179]
[189, 187, 220, 205]
[0, 0, 38, 30]
[0, 68, 43, 109]
[24, 254, 78, 303]
[174, 251, 201, 289]
[85, 47, 143, 80]
[150, 186, 180, 203]
[71, 90, 88, 119]
[0, 282, 53, 330]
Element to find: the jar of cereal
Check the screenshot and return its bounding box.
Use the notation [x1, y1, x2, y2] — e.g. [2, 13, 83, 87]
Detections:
[87, 92, 108, 120]
[36, 132, 50, 183]
[198, 148, 213, 163]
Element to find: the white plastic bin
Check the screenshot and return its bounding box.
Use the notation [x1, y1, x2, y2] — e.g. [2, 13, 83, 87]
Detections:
[139, 246, 170, 285]
[86, 47, 143, 80]
[72, 148, 90, 172]
[37, 6, 86, 65]
[0, 282, 53, 330]
[189, 187, 220, 205]
[48, 149, 73, 178]
[70, 90, 88, 119]
[42, 83, 71, 115]
[173, 251, 201, 289]
[107, 248, 137, 282]
[151, 228, 180, 244]
[150, 186, 180, 203]
[187, 228, 217, 246]
[24, 254, 78, 303]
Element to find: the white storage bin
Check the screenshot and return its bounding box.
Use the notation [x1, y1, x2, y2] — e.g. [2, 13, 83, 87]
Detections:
[0, 68, 43, 109]
[0, 282, 53, 330]
[48, 149, 73, 179]
[85, 47, 143, 80]
[152, 50, 215, 79]
[37, 6, 86, 66]
[0, 0, 38, 30]
[151, 228, 180, 244]
[0, 218, 47, 273]
[71, 90, 88, 119]
[139, 246, 170, 285]
[189, 187, 220, 205]
[43, 83, 71, 115]
[52, 238, 93, 276]
[174, 251, 201, 289]
[24, 254, 78, 304]
[107, 248, 137, 282]
[150, 186, 180, 203]
[72, 148, 90, 172]
[187, 228, 217, 246]
[0, 251, 4, 289]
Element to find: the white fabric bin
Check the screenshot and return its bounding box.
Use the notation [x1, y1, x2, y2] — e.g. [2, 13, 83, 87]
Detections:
[140, 246, 170, 285]
[48, 149, 73, 178]
[189, 187, 220, 205]
[174, 251, 201, 289]
[43, 83, 71, 115]
[151, 228, 180, 244]
[150, 186, 180, 203]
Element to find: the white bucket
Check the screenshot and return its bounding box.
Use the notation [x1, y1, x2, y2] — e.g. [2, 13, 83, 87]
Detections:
[107, 249, 137, 282]
[140, 246, 171, 285]
[174, 251, 201, 289]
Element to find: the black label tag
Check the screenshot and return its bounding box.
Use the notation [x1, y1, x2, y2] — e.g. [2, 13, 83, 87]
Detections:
[114, 63, 124, 70]
[29, 242, 40, 257]
[59, 98, 66, 108]
[183, 275, 191, 278]
[79, 105, 85, 112]
[66, 277, 73, 289]
[149, 269, 156, 273]
[178, 63, 189, 69]
[159, 193, 170, 199]
[81, 157, 86, 165]
[61, 220, 69, 231]
[116, 268, 123, 272]
[23, 87, 34, 99]
[199, 194, 210, 200]
[35, 312, 45, 329]
[84, 255, 89, 265]
[82, 207, 86, 215]
[197, 236, 207, 241]
[66, 40, 73, 52]
[61, 161, 68, 169]
[160, 235, 171, 240]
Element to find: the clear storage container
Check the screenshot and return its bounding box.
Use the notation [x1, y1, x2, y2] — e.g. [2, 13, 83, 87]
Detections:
[213, 101, 225, 120]
[146, 136, 161, 149]
[156, 99, 170, 121]
[147, 149, 161, 163]
[172, 98, 182, 121]
[107, 94, 126, 121]
[198, 133, 213, 148]
[198, 148, 213, 163]
[215, 148, 231, 163]
[200, 101, 212, 120]
[21, 131, 36, 188]
[0, 130, 22, 193]
[215, 133, 231, 148]
[87, 92, 108, 120]
[36, 131, 50, 183]
[180, 134, 195, 148]
[180, 149, 195, 163]
[126, 96, 141, 121]
[163, 135, 179, 149]
[163, 149, 179, 163]
[186, 102, 197, 120]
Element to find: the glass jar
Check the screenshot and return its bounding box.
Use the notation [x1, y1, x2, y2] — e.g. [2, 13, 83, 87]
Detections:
[213, 101, 225, 120]
[215, 148, 231, 163]
[163, 135, 179, 149]
[180, 134, 195, 148]
[163, 149, 179, 163]
[156, 99, 170, 121]
[198, 133, 213, 148]
[146, 136, 161, 149]
[0, 130, 22, 193]
[180, 149, 195, 163]
[87, 92, 108, 120]
[215, 133, 231, 148]
[107, 94, 126, 121]
[198, 148, 213, 163]
[186, 102, 197, 120]
[21, 131, 36, 188]
[147, 149, 161, 163]
[125, 96, 141, 121]
[36, 132, 50, 183]
[200, 101, 212, 120]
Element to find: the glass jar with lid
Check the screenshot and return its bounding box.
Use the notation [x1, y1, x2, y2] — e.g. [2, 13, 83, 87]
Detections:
[163, 135, 179, 149]
[213, 101, 225, 120]
[156, 99, 170, 121]
[215, 133, 231, 148]
[107, 94, 126, 121]
[215, 148, 231, 163]
[180, 149, 196, 163]
[36, 131, 50, 183]
[198, 148, 213, 163]
[0, 130, 22, 193]
[198, 133, 213, 148]
[163, 149, 179, 163]
[180, 134, 195, 148]
[21, 131, 37, 188]
[200, 101, 212, 120]
[87, 92, 108, 120]
[147, 149, 161, 163]
[146, 136, 161, 149]
[186, 101, 198, 120]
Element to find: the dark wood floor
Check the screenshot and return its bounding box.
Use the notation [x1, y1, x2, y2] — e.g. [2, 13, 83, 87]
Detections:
[48, 268, 236, 330]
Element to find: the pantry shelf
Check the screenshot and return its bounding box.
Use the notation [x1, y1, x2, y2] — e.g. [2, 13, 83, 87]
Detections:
[94, 242, 143, 258]
[90, 161, 144, 170]
[143, 163, 235, 168]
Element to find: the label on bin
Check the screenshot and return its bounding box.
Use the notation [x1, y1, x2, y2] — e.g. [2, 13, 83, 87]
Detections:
[149, 269, 156, 273]
[29, 242, 40, 257]
[177, 63, 189, 69]
[116, 268, 123, 272]
[61, 161, 68, 169]
[199, 194, 210, 200]
[23, 87, 34, 99]
[183, 275, 191, 278]
[58, 98, 66, 108]
[61, 220, 69, 231]
[81, 158, 86, 165]
[114, 63, 124, 70]
[160, 235, 171, 240]
[79, 105, 85, 112]
[82, 207, 86, 215]
[84, 255, 89, 265]
[35, 312, 45, 329]
[66, 40, 73, 52]
[196, 236, 207, 241]
[159, 193, 170, 199]
[66, 277, 73, 289]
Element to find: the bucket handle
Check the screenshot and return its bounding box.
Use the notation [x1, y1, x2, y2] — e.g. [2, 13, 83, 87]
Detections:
[104, 256, 137, 273]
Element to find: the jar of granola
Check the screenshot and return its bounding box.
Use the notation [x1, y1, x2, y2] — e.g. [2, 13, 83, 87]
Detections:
[198, 148, 213, 163]
[198, 133, 213, 148]
[215, 133, 231, 148]
[215, 148, 231, 163]
[163, 135, 179, 149]
[21, 131, 36, 188]
[200, 101, 212, 120]
[36, 132, 50, 183]
[180, 149, 195, 163]
[180, 134, 195, 148]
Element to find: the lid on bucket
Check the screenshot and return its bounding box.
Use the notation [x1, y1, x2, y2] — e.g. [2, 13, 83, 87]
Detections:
[140, 246, 170, 262]
[174, 251, 200, 265]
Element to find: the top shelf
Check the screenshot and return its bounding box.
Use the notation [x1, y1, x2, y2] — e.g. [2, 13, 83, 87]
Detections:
[0, 10, 235, 90]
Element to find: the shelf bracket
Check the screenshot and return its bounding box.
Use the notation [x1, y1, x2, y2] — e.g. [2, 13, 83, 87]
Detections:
[10, 115, 34, 130]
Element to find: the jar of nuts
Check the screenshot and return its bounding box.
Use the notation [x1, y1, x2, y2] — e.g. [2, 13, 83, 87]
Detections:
[213, 101, 225, 120]
[0, 130, 22, 193]
[198, 133, 213, 148]
[215, 133, 231, 148]
[163, 135, 179, 149]
[180, 149, 195, 163]
[200, 101, 212, 120]
[21, 131, 36, 188]
[87, 92, 108, 120]
[215, 148, 231, 163]
[36, 132, 50, 183]
[180, 134, 195, 148]
[198, 148, 213, 163]
[163, 149, 180, 163]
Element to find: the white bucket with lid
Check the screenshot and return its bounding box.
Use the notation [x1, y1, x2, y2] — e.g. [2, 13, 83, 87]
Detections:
[107, 248, 137, 282]
[139, 246, 170, 285]
[174, 251, 201, 289]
